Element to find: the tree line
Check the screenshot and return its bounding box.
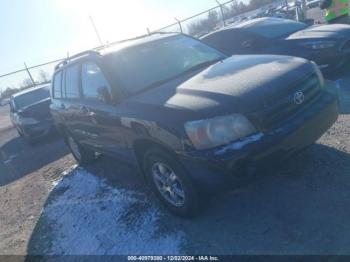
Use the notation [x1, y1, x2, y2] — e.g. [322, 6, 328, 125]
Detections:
[0, 70, 50, 99]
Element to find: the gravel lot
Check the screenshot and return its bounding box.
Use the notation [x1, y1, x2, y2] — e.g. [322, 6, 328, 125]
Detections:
[1, 66, 350, 255]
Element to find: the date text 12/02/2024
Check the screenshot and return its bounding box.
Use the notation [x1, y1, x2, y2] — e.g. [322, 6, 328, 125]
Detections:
[127, 256, 220, 261]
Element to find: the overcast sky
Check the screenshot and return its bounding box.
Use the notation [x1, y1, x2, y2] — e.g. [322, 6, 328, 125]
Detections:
[0, 0, 231, 90]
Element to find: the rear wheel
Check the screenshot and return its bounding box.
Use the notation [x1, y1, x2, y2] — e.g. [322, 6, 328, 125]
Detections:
[66, 134, 95, 166]
[143, 148, 201, 217]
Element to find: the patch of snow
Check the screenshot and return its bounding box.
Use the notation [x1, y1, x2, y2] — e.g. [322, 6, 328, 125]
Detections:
[51, 165, 77, 187]
[43, 168, 185, 255]
[215, 133, 264, 155]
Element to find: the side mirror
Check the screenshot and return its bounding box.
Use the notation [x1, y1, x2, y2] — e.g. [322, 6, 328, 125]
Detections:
[97, 86, 112, 104]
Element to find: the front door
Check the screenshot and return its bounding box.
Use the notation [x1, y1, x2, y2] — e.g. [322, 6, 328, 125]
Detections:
[78, 61, 129, 158]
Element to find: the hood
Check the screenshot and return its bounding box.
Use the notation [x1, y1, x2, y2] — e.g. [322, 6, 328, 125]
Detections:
[127, 55, 314, 119]
[286, 24, 350, 40]
[18, 98, 52, 119]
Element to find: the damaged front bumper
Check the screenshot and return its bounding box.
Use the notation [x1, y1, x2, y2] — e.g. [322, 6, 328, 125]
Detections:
[178, 87, 339, 192]
[19, 119, 54, 140]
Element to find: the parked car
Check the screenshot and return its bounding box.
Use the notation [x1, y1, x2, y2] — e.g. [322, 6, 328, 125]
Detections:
[10, 84, 53, 143]
[200, 17, 350, 74]
[51, 33, 338, 217]
[0, 98, 10, 106]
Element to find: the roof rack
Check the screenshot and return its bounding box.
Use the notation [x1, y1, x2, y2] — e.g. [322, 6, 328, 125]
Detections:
[54, 32, 179, 70]
[54, 50, 100, 70]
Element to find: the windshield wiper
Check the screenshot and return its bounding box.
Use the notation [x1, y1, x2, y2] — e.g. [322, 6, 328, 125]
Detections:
[183, 58, 223, 74]
[133, 78, 176, 96]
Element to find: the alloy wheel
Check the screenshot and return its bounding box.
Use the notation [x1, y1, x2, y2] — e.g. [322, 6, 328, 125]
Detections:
[151, 162, 185, 207]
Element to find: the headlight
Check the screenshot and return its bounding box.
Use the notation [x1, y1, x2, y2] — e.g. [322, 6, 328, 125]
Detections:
[311, 61, 325, 88]
[18, 116, 39, 125]
[185, 114, 257, 150]
[300, 40, 336, 50]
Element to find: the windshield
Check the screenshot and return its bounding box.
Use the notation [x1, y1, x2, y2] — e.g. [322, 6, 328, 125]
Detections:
[14, 86, 50, 110]
[245, 19, 308, 38]
[107, 35, 225, 95]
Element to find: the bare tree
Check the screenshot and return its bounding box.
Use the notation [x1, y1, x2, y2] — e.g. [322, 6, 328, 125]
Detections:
[1, 86, 20, 98]
[187, 0, 278, 37]
[38, 70, 50, 84]
[21, 78, 34, 89]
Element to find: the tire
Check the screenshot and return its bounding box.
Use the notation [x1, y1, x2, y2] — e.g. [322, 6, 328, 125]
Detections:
[142, 147, 201, 218]
[65, 134, 95, 166]
[17, 129, 35, 145]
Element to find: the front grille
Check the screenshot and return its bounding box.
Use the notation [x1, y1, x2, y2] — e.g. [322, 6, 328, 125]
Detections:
[341, 40, 350, 52]
[250, 74, 322, 131]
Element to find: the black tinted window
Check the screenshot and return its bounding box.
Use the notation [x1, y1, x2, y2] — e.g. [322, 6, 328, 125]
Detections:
[81, 62, 111, 102]
[53, 71, 62, 98]
[64, 64, 80, 98]
[13, 87, 50, 110]
[244, 19, 307, 38]
[202, 30, 254, 54]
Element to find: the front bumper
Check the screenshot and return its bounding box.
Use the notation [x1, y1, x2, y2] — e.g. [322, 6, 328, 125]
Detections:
[20, 120, 54, 140]
[307, 47, 350, 74]
[178, 88, 339, 192]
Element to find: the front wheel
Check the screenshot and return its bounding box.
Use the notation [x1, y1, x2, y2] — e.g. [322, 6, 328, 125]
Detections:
[143, 148, 201, 217]
[66, 134, 95, 166]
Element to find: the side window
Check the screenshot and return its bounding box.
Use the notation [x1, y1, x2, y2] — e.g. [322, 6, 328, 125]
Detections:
[203, 31, 235, 54]
[64, 64, 80, 98]
[228, 31, 258, 50]
[81, 62, 112, 103]
[52, 71, 62, 98]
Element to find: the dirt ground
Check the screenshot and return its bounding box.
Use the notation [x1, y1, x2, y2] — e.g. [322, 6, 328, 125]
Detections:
[1, 67, 350, 256]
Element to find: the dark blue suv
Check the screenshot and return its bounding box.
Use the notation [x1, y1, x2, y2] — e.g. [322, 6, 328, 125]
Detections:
[50, 33, 338, 217]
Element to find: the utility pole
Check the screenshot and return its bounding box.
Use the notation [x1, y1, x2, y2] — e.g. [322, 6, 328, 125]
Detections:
[174, 17, 183, 33]
[215, 0, 226, 27]
[89, 15, 104, 46]
[24, 62, 35, 87]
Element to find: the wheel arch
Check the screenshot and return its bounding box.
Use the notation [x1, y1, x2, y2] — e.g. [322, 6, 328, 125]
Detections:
[133, 138, 179, 175]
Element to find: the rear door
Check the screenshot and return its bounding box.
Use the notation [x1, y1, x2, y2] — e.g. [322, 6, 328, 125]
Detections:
[59, 63, 87, 142]
[78, 61, 128, 157]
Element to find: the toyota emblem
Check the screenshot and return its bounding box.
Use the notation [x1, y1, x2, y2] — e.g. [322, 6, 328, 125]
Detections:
[294, 91, 305, 105]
